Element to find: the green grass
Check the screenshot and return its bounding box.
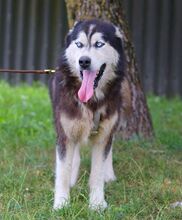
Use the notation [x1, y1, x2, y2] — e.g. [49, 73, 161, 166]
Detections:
[0, 81, 181, 220]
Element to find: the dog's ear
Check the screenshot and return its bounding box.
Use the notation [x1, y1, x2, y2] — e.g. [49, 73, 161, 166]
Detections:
[65, 32, 72, 48]
[65, 21, 83, 48]
[114, 26, 124, 42]
[113, 26, 125, 74]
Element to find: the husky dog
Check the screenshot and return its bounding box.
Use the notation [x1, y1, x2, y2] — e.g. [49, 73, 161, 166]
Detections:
[49, 19, 125, 210]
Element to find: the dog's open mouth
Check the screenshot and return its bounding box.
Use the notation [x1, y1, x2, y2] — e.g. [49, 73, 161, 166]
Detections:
[78, 63, 106, 103]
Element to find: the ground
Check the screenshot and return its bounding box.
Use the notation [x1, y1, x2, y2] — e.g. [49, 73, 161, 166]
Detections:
[0, 82, 181, 219]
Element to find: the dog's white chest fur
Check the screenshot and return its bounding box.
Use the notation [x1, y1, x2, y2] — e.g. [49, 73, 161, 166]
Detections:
[60, 105, 94, 143]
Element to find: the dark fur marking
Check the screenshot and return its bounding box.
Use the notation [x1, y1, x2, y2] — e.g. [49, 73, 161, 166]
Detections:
[104, 135, 113, 159]
[94, 63, 106, 89]
[49, 74, 67, 159]
[104, 114, 120, 158]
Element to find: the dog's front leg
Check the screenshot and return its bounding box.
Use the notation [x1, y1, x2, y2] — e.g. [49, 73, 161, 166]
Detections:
[89, 142, 108, 210]
[89, 113, 118, 210]
[70, 144, 80, 187]
[53, 143, 74, 210]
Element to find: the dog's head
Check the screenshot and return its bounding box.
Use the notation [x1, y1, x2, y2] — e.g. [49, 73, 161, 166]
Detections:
[64, 19, 124, 103]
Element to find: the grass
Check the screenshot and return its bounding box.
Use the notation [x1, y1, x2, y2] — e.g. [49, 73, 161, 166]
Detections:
[0, 81, 181, 220]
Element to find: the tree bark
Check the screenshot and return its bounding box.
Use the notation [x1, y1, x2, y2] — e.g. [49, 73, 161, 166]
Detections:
[65, 0, 154, 139]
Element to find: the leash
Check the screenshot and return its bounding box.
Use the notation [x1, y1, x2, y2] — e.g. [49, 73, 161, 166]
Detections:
[0, 69, 55, 74]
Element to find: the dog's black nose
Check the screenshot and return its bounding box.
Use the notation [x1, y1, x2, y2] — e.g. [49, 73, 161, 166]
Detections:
[79, 56, 91, 69]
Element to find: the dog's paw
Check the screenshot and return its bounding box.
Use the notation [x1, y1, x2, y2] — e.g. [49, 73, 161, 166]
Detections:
[89, 199, 108, 211]
[89, 191, 107, 211]
[53, 198, 69, 210]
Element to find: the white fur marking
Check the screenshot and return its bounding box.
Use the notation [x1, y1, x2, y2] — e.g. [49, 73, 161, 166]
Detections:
[104, 147, 116, 183]
[60, 106, 93, 143]
[89, 144, 107, 210]
[115, 26, 124, 40]
[88, 24, 95, 39]
[53, 145, 74, 210]
[70, 145, 81, 187]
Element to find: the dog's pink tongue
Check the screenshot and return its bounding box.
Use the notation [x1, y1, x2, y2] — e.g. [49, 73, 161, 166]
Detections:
[78, 70, 97, 103]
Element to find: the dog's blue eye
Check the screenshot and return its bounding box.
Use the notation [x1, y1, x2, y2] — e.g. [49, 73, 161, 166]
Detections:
[95, 41, 105, 48]
[75, 42, 83, 48]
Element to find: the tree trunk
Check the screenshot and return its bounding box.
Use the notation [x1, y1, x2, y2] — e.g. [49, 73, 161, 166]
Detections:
[65, 0, 154, 139]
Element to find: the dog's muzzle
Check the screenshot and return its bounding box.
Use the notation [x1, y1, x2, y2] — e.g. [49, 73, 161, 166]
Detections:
[78, 63, 106, 103]
[80, 63, 106, 85]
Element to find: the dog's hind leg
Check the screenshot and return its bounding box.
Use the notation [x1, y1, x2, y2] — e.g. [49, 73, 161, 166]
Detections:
[53, 143, 74, 210]
[104, 147, 116, 183]
[70, 144, 80, 187]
